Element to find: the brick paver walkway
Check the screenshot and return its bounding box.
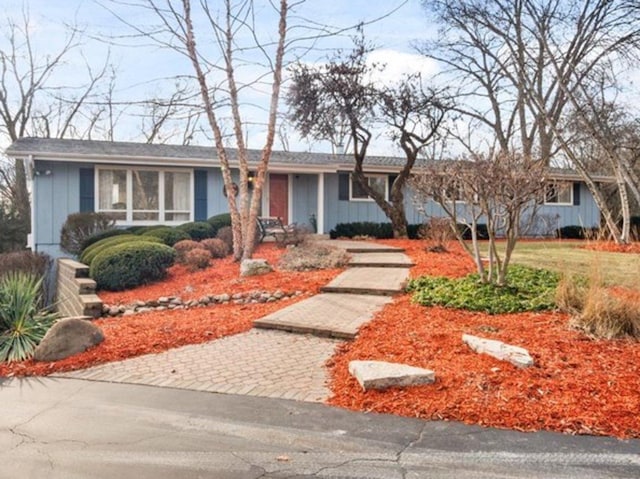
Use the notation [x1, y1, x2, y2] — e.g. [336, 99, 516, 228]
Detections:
[58, 240, 411, 403]
[57, 329, 339, 402]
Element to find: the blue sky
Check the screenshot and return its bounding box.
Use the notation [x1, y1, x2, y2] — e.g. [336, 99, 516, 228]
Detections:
[2, 1, 438, 154]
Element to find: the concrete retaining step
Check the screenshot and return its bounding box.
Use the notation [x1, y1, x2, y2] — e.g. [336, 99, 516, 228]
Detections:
[348, 252, 414, 268]
[254, 293, 392, 339]
[321, 267, 409, 296]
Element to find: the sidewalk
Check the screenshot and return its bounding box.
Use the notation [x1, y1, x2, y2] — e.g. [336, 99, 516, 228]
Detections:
[57, 240, 412, 402]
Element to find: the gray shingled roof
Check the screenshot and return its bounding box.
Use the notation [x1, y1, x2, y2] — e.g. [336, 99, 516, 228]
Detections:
[5, 137, 408, 168]
[5, 137, 598, 180]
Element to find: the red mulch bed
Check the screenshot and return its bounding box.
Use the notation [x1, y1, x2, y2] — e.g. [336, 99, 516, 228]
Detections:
[100, 243, 339, 305]
[581, 241, 640, 254]
[328, 239, 640, 439]
[0, 243, 343, 378]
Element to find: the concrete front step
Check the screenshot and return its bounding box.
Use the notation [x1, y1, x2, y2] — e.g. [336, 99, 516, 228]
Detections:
[348, 252, 414, 268]
[254, 293, 392, 339]
[321, 267, 409, 296]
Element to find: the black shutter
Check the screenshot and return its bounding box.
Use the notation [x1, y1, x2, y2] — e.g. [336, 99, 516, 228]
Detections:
[573, 182, 581, 206]
[338, 173, 349, 201]
[388, 174, 398, 198]
[194, 170, 208, 221]
[79, 168, 95, 212]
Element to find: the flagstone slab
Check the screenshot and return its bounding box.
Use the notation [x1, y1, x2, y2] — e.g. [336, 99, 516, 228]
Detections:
[462, 334, 534, 368]
[349, 360, 436, 391]
[321, 267, 409, 296]
[348, 252, 414, 268]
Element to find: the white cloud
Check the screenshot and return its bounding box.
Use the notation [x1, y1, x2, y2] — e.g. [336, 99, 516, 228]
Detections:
[365, 49, 439, 86]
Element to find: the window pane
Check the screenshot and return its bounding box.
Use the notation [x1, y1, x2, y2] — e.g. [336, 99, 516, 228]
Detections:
[132, 170, 159, 212]
[557, 183, 572, 203]
[133, 212, 159, 221]
[165, 172, 191, 212]
[368, 177, 386, 198]
[351, 176, 368, 199]
[546, 182, 572, 204]
[98, 169, 127, 211]
[165, 212, 190, 221]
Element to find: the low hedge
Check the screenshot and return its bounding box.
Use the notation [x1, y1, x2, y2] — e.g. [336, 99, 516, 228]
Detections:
[141, 227, 190, 246]
[207, 213, 232, 235]
[80, 228, 129, 254]
[555, 225, 596, 240]
[458, 223, 489, 240]
[329, 222, 422, 239]
[128, 225, 168, 235]
[80, 234, 162, 266]
[177, 221, 216, 241]
[90, 241, 176, 291]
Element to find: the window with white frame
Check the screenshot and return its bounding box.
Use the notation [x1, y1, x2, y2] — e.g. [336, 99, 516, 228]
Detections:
[545, 181, 573, 205]
[350, 174, 387, 201]
[97, 167, 192, 223]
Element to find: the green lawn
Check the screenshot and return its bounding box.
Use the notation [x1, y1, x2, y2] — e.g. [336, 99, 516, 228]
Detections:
[479, 240, 640, 290]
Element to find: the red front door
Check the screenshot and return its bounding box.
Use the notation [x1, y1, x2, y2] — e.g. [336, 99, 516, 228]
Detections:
[269, 174, 289, 224]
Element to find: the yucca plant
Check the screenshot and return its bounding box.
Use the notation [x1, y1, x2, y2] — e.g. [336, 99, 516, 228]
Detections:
[0, 272, 58, 362]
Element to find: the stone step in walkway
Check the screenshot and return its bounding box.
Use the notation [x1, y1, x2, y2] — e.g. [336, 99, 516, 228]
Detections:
[56, 329, 339, 403]
[254, 293, 392, 339]
[348, 252, 414, 268]
[321, 267, 409, 296]
[318, 240, 403, 254]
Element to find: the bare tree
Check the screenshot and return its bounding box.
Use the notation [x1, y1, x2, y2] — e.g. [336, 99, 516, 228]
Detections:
[103, 0, 290, 260]
[421, 0, 640, 243]
[410, 151, 548, 285]
[0, 8, 112, 246]
[287, 39, 451, 237]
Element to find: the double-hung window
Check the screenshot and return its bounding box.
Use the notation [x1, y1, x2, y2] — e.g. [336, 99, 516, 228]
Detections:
[96, 167, 192, 223]
[350, 174, 388, 201]
[545, 182, 573, 205]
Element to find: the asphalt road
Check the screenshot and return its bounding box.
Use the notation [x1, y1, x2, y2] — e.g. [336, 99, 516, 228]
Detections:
[1, 377, 638, 478]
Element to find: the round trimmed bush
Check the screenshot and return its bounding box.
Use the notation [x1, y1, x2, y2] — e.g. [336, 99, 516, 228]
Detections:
[200, 238, 229, 258]
[141, 227, 190, 246]
[177, 221, 216, 241]
[90, 242, 176, 291]
[80, 235, 162, 266]
[129, 224, 168, 235]
[80, 228, 129, 254]
[184, 248, 212, 271]
[174, 239, 201, 263]
[207, 213, 232, 235]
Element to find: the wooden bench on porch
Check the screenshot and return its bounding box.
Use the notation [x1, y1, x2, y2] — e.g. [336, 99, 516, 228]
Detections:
[257, 216, 303, 247]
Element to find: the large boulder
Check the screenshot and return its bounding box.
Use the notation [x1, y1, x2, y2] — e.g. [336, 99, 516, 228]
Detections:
[462, 334, 534, 368]
[240, 259, 273, 277]
[34, 317, 104, 362]
[348, 360, 435, 391]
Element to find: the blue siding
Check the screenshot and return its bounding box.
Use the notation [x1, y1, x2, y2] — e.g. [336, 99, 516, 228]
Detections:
[34, 160, 83, 257]
[193, 169, 208, 221]
[291, 174, 318, 229]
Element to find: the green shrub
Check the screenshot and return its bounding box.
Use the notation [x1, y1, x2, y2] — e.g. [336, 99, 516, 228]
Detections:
[60, 212, 116, 256]
[90, 242, 176, 291]
[0, 272, 58, 362]
[184, 248, 211, 271]
[0, 251, 54, 306]
[80, 234, 162, 266]
[127, 224, 168, 235]
[329, 222, 423, 239]
[407, 265, 559, 314]
[207, 213, 232, 235]
[556, 225, 584, 239]
[80, 228, 129, 253]
[177, 221, 216, 241]
[174, 239, 201, 263]
[200, 238, 230, 258]
[457, 223, 489, 240]
[141, 227, 190, 246]
[0, 204, 28, 253]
